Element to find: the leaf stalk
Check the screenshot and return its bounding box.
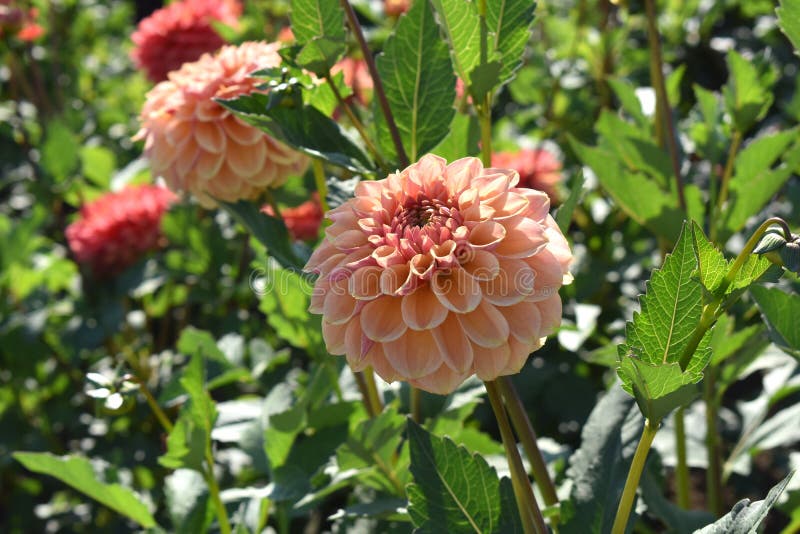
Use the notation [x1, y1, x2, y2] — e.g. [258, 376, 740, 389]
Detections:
[611, 419, 659, 534]
[674, 406, 690, 508]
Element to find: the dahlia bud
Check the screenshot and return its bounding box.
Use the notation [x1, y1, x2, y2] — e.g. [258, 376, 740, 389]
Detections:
[305, 154, 573, 395]
[755, 229, 800, 273]
[136, 42, 309, 207]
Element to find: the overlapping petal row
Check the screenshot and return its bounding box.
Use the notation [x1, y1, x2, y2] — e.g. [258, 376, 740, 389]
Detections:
[66, 185, 177, 276]
[305, 154, 573, 394]
[131, 0, 242, 83]
[136, 42, 309, 207]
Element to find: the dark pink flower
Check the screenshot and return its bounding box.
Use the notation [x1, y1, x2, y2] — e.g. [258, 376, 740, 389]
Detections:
[131, 0, 241, 83]
[491, 148, 563, 203]
[66, 185, 177, 276]
[262, 193, 323, 241]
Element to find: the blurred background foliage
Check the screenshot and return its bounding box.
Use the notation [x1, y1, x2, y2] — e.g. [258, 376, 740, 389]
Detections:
[1, 0, 799, 532]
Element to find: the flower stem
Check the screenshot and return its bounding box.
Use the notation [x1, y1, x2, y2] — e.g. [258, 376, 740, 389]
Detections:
[126, 374, 173, 433]
[611, 419, 659, 534]
[340, 0, 408, 167]
[484, 381, 547, 534]
[499, 377, 560, 511]
[410, 386, 421, 423]
[311, 159, 330, 214]
[674, 406, 690, 508]
[353, 370, 377, 418]
[324, 73, 390, 173]
[363, 366, 384, 416]
[704, 367, 723, 516]
[644, 0, 685, 212]
[478, 96, 493, 168]
[712, 130, 743, 240]
[204, 445, 232, 534]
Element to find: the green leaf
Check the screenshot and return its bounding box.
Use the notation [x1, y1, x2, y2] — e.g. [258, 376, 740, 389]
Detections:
[430, 0, 482, 86]
[570, 136, 683, 242]
[294, 37, 346, 76]
[778, 0, 800, 54]
[14, 453, 156, 528]
[218, 90, 372, 173]
[218, 199, 303, 271]
[290, 0, 345, 44]
[595, 111, 672, 186]
[695, 472, 795, 533]
[617, 223, 710, 423]
[165, 469, 212, 534]
[485, 0, 536, 87]
[722, 50, 773, 132]
[722, 131, 800, 238]
[375, 0, 456, 162]
[690, 221, 729, 296]
[429, 113, 480, 161]
[556, 170, 585, 233]
[406, 419, 523, 533]
[80, 146, 117, 188]
[607, 77, 648, 128]
[561, 388, 642, 534]
[41, 121, 80, 182]
[159, 414, 207, 471]
[710, 313, 762, 366]
[750, 285, 800, 357]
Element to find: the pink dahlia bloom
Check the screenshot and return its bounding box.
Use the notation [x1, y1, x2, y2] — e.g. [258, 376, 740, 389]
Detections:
[66, 185, 177, 276]
[131, 0, 242, 83]
[384, 0, 410, 16]
[262, 193, 323, 242]
[305, 154, 573, 395]
[492, 148, 563, 203]
[136, 42, 309, 207]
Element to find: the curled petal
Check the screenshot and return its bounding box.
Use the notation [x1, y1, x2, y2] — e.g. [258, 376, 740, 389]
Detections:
[401, 288, 448, 330]
[432, 266, 482, 313]
[381, 263, 412, 295]
[481, 258, 535, 306]
[468, 220, 506, 249]
[460, 249, 500, 281]
[456, 299, 509, 348]
[360, 296, 407, 342]
[349, 266, 383, 300]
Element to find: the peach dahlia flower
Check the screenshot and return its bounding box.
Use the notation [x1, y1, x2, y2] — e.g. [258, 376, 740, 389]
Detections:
[131, 0, 242, 83]
[305, 155, 573, 394]
[136, 42, 309, 207]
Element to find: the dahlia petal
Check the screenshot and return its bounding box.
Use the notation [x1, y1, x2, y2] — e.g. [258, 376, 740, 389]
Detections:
[461, 249, 500, 281]
[194, 121, 227, 153]
[344, 319, 369, 371]
[322, 320, 347, 354]
[518, 188, 550, 221]
[445, 157, 483, 197]
[322, 280, 358, 324]
[487, 191, 529, 220]
[222, 117, 263, 145]
[304, 244, 341, 274]
[431, 314, 474, 373]
[382, 328, 441, 379]
[432, 266, 481, 313]
[525, 249, 565, 302]
[481, 258, 535, 306]
[410, 253, 435, 279]
[372, 245, 404, 268]
[366, 342, 400, 383]
[537, 293, 563, 337]
[348, 266, 383, 299]
[499, 300, 542, 343]
[333, 229, 369, 251]
[472, 342, 511, 381]
[501, 335, 539, 375]
[409, 364, 469, 395]
[381, 263, 412, 295]
[226, 138, 266, 177]
[308, 276, 330, 313]
[175, 142, 200, 177]
[360, 296, 407, 341]
[495, 218, 548, 258]
[401, 288, 448, 330]
[457, 299, 509, 348]
[475, 171, 515, 201]
[468, 220, 506, 249]
[195, 150, 225, 180]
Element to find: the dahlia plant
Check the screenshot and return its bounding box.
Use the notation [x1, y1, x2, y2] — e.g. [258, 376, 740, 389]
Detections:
[6, 0, 800, 533]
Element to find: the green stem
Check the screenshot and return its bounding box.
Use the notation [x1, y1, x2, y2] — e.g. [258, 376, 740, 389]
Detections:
[611, 419, 659, 534]
[311, 159, 330, 214]
[644, 0, 685, 212]
[704, 368, 723, 517]
[324, 73, 390, 173]
[410, 386, 421, 423]
[204, 445, 232, 534]
[340, 0, 408, 167]
[499, 377, 560, 512]
[478, 96, 493, 168]
[363, 366, 384, 415]
[353, 370, 377, 418]
[485, 381, 546, 534]
[677, 217, 793, 370]
[674, 406, 690, 509]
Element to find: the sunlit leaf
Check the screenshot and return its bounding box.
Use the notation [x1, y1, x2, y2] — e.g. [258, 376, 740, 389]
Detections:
[750, 284, 800, 357]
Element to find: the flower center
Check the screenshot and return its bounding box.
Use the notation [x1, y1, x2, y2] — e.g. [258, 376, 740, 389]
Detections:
[396, 197, 459, 231]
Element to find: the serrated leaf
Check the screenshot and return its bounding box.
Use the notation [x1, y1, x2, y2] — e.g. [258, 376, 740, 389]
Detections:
[486, 0, 535, 86]
[159, 412, 207, 471]
[218, 199, 303, 271]
[691, 221, 729, 296]
[290, 0, 345, 44]
[294, 36, 346, 76]
[375, 0, 456, 162]
[561, 388, 642, 534]
[218, 91, 372, 173]
[750, 285, 800, 357]
[595, 111, 672, 187]
[722, 50, 773, 132]
[14, 453, 156, 528]
[406, 419, 523, 533]
[722, 130, 800, 238]
[607, 77, 648, 128]
[695, 472, 795, 533]
[430, 0, 482, 85]
[618, 223, 711, 422]
[778, 0, 800, 55]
